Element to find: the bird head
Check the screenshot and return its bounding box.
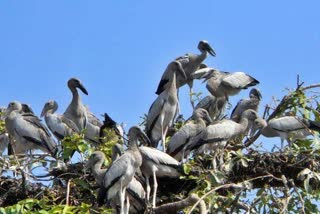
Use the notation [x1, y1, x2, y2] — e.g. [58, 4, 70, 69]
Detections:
[128, 126, 151, 146]
[253, 118, 268, 129]
[5, 101, 22, 117]
[41, 100, 58, 117]
[194, 108, 213, 125]
[242, 109, 258, 121]
[171, 60, 187, 80]
[85, 151, 106, 170]
[68, 78, 88, 95]
[198, 40, 216, 57]
[249, 88, 262, 100]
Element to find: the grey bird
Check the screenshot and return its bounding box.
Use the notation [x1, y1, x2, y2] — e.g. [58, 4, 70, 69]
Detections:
[253, 116, 320, 149]
[41, 100, 80, 141]
[146, 60, 187, 151]
[86, 150, 145, 213]
[0, 133, 9, 155]
[93, 126, 144, 214]
[139, 142, 182, 207]
[231, 88, 262, 122]
[167, 108, 212, 161]
[156, 40, 216, 108]
[63, 78, 88, 132]
[194, 95, 227, 121]
[5, 101, 57, 156]
[185, 109, 258, 168]
[99, 112, 124, 144]
[198, 68, 259, 100]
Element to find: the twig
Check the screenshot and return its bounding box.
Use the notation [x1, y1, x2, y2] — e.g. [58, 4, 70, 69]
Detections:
[289, 179, 306, 214]
[66, 179, 72, 206]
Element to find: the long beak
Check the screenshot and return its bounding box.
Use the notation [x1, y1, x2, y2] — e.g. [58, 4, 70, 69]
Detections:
[78, 83, 88, 95]
[257, 90, 263, 100]
[201, 69, 215, 83]
[177, 62, 187, 80]
[206, 44, 216, 57]
[204, 113, 213, 125]
[138, 129, 152, 146]
[40, 107, 46, 118]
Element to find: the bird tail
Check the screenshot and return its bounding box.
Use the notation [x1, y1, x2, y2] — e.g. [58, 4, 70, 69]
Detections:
[307, 120, 320, 132]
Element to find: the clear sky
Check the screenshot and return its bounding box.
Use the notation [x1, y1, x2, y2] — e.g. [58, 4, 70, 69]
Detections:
[1, 1, 319, 146]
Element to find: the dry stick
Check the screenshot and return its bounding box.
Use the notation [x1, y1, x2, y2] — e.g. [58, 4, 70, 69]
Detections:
[289, 179, 306, 214]
[187, 174, 273, 214]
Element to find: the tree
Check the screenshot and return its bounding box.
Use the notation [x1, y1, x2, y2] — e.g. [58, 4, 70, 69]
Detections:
[1, 77, 320, 214]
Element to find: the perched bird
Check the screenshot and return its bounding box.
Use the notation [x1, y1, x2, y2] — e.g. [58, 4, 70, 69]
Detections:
[167, 108, 212, 161]
[185, 109, 258, 168]
[139, 142, 182, 207]
[194, 95, 227, 121]
[41, 100, 79, 141]
[5, 101, 57, 156]
[254, 116, 320, 148]
[146, 60, 186, 151]
[95, 126, 144, 214]
[231, 88, 262, 122]
[199, 68, 259, 100]
[156, 40, 216, 108]
[84, 106, 103, 145]
[63, 78, 88, 131]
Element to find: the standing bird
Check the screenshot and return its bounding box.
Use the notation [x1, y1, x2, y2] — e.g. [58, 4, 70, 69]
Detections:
[185, 109, 258, 168]
[194, 95, 227, 121]
[139, 145, 182, 208]
[96, 126, 144, 214]
[156, 40, 216, 108]
[63, 78, 88, 131]
[5, 101, 57, 156]
[167, 108, 212, 161]
[254, 116, 320, 149]
[146, 61, 187, 151]
[198, 68, 259, 101]
[41, 100, 79, 141]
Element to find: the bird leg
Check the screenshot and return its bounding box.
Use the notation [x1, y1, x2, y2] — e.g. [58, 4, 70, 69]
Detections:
[161, 126, 168, 152]
[152, 170, 158, 208]
[119, 180, 125, 214]
[124, 194, 130, 214]
[146, 176, 151, 203]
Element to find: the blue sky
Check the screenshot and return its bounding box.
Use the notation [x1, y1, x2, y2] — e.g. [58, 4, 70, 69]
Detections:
[0, 1, 319, 146]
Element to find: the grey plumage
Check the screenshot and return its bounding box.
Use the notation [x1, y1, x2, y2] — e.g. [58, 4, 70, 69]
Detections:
[167, 108, 212, 161]
[91, 126, 144, 214]
[254, 116, 320, 148]
[140, 145, 182, 208]
[146, 61, 186, 151]
[41, 100, 79, 141]
[195, 95, 227, 121]
[0, 133, 9, 155]
[185, 109, 258, 168]
[5, 101, 57, 156]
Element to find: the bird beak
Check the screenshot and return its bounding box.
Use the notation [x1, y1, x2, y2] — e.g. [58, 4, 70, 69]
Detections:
[78, 83, 88, 95]
[201, 69, 215, 83]
[206, 43, 216, 57]
[257, 91, 263, 100]
[40, 107, 46, 118]
[139, 130, 152, 146]
[204, 114, 213, 125]
[177, 62, 187, 80]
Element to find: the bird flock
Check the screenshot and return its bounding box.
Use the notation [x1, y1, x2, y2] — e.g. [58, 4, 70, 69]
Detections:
[1, 40, 320, 213]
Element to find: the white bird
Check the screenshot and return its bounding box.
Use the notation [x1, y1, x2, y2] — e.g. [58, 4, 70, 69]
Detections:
[185, 109, 258, 168]
[41, 100, 79, 141]
[139, 145, 182, 208]
[254, 116, 320, 148]
[156, 40, 216, 108]
[146, 60, 187, 151]
[94, 126, 144, 214]
[5, 101, 57, 156]
[167, 108, 212, 161]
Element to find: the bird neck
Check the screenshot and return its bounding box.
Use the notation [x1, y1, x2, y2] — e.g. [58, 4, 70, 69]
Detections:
[196, 50, 208, 65]
[238, 117, 250, 132]
[168, 72, 177, 91]
[92, 160, 107, 186]
[69, 87, 82, 107]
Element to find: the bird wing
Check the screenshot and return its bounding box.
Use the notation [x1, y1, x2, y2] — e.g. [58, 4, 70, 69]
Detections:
[195, 95, 215, 110]
[87, 110, 103, 127]
[268, 116, 306, 132]
[59, 115, 80, 133]
[140, 146, 179, 167]
[146, 94, 166, 136]
[222, 72, 259, 89]
[22, 114, 51, 137]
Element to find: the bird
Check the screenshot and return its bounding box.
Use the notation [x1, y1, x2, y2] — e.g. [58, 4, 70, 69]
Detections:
[194, 95, 227, 121]
[185, 109, 258, 169]
[99, 112, 124, 144]
[253, 116, 320, 149]
[230, 88, 262, 136]
[230, 88, 262, 122]
[198, 68, 259, 100]
[156, 40, 216, 108]
[146, 60, 186, 151]
[139, 136, 182, 208]
[84, 105, 103, 145]
[93, 126, 145, 214]
[41, 100, 80, 141]
[167, 108, 212, 161]
[5, 101, 58, 157]
[63, 78, 88, 131]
